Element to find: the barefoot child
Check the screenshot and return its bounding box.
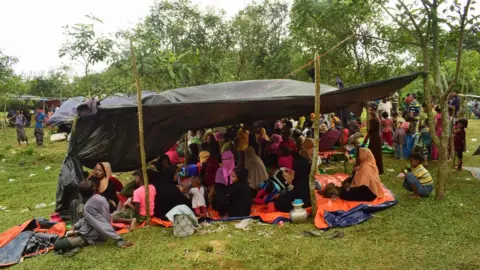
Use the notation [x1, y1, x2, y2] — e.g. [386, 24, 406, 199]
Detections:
[454, 119, 467, 171]
[10, 111, 29, 146]
[189, 176, 208, 217]
[402, 153, 433, 198]
[113, 169, 156, 228]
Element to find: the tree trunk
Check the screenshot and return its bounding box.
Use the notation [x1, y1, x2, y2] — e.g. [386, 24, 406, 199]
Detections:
[431, 1, 448, 199]
[309, 53, 321, 216]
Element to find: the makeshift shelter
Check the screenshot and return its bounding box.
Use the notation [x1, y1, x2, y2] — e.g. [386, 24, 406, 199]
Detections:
[55, 73, 422, 217]
[47, 92, 156, 128]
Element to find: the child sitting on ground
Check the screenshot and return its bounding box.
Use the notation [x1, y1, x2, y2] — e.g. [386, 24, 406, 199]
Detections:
[189, 176, 208, 217]
[253, 181, 278, 205]
[402, 153, 433, 199]
[112, 169, 156, 228]
[454, 118, 468, 171]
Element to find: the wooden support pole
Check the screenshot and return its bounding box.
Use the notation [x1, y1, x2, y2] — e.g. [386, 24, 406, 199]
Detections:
[309, 53, 321, 216]
[3, 104, 6, 135]
[130, 39, 151, 223]
[451, 106, 456, 169]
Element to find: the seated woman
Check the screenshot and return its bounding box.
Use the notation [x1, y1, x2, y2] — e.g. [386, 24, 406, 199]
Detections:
[204, 133, 221, 161]
[211, 151, 235, 216]
[273, 138, 314, 212]
[226, 167, 252, 217]
[153, 154, 172, 171]
[244, 146, 269, 194]
[152, 166, 192, 219]
[338, 148, 385, 202]
[318, 124, 341, 152]
[88, 162, 121, 213]
[263, 134, 282, 167]
[200, 144, 219, 188]
[187, 143, 200, 165]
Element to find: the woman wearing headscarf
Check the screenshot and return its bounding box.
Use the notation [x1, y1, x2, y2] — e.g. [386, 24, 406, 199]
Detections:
[244, 146, 269, 192]
[153, 154, 172, 171]
[187, 143, 200, 165]
[205, 133, 221, 161]
[152, 166, 191, 219]
[226, 167, 252, 217]
[263, 134, 282, 167]
[211, 151, 236, 216]
[88, 162, 122, 213]
[363, 103, 384, 174]
[258, 128, 270, 143]
[264, 134, 282, 156]
[340, 148, 384, 201]
[273, 138, 313, 212]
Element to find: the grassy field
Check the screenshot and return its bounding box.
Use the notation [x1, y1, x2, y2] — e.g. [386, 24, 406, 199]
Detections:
[1, 121, 480, 270]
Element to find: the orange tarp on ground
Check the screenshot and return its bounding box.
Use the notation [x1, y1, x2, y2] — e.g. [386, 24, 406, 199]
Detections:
[314, 173, 396, 230]
[319, 150, 345, 159]
[208, 205, 311, 223]
[0, 220, 38, 249]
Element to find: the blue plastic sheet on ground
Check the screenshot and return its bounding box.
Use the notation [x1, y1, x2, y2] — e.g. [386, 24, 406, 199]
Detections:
[323, 200, 398, 229]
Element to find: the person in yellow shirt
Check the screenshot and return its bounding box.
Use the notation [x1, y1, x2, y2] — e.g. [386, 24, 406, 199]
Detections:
[236, 124, 250, 167]
[403, 153, 433, 198]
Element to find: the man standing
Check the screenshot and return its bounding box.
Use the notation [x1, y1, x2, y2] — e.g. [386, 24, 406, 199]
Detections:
[34, 107, 45, 146]
[406, 94, 421, 131]
[378, 98, 393, 118]
[448, 92, 461, 117]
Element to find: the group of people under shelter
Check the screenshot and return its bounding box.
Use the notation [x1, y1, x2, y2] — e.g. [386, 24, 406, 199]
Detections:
[54, 92, 469, 252]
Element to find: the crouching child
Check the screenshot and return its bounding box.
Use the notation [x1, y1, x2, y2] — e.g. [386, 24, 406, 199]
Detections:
[403, 153, 434, 199]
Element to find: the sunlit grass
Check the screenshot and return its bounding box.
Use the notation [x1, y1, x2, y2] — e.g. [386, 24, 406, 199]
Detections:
[1, 121, 480, 269]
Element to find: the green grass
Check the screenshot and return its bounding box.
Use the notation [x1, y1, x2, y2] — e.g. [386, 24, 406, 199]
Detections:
[1, 122, 480, 269]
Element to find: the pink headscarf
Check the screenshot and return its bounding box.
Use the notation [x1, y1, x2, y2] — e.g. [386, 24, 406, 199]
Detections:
[216, 150, 235, 185]
[264, 134, 282, 156]
[214, 132, 223, 142]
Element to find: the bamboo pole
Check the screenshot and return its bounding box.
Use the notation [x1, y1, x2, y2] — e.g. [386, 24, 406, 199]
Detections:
[451, 106, 456, 169]
[184, 133, 188, 178]
[3, 104, 6, 136]
[309, 53, 321, 216]
[130, 39, 151, 223]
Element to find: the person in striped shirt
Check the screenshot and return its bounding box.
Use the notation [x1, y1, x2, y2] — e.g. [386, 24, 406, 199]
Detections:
[403, 152, 433, 198]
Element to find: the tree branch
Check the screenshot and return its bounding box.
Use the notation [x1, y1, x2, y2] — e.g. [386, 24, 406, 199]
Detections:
[356, 34, 421, 46]
[398, 0, 425, 45]
[377, 1, 419, 43]
[421, 0, 432, 41]
[441, 0, 473, 102]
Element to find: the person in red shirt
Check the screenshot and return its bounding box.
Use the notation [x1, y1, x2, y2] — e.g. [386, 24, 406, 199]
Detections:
[381, 112, 394, 146]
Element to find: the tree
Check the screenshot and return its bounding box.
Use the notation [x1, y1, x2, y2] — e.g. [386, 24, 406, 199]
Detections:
[377, 0, 476, 198]
[231, 0, 294, 80]
[59, 14, 114, 76]
[290, 0, 404, 85]
[0, 50, 28, 95]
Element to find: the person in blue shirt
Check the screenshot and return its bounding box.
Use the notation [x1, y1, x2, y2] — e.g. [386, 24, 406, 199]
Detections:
[34, 107, 45, 146]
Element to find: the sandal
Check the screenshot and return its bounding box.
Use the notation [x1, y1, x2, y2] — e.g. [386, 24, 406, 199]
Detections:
[325, 230, 344, 239]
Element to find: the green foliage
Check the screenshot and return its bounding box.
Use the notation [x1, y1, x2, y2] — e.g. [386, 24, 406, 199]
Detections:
[59, 14, 114, 76]
[2, 0, 478, 100]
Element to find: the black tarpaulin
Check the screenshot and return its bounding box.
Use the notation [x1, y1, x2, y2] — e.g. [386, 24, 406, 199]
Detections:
[47, 92, 156, 127]
[73, 73, 422, 172]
